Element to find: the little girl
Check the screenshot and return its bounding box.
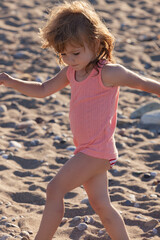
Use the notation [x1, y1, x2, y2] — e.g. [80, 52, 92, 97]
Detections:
[0, 1, 160, 240]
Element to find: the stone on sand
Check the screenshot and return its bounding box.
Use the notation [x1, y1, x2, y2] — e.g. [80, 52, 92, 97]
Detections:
[9, 141, 22, 148]
[130, 102, 160, 119]
[77, 223, 88, 231]
[80, 197, 90, 205]
[141, 110, 160, 125]
[72, 216, 81, 222]
[0, 235, 10, 240]
[16, 120, 36, 129]
[0, 105, 7, 113]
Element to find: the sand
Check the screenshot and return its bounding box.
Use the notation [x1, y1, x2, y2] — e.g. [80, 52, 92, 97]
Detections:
[0, 0, 160, 239]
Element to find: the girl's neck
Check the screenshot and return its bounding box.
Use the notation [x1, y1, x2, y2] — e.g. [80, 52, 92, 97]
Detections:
[75, 63, 94, 82]
[75, 68, 93, 82]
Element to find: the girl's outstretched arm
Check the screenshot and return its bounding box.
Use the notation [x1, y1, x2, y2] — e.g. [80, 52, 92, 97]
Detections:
[0, 67, 69, 98]
[102, 64, 160, 97]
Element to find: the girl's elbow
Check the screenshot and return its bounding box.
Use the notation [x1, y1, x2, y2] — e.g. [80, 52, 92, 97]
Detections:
[40, 83, 48, 98]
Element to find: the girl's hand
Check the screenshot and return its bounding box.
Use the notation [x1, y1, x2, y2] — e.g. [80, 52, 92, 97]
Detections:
[0, 72, 11, 87]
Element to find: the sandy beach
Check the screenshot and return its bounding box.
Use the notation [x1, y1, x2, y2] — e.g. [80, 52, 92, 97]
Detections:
[0, 0, 160, 239]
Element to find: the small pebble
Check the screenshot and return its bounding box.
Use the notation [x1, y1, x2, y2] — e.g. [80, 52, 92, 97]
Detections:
[113, 169, 118, 174]
[117, 113, 127, 119]
[150, 194, 157, 198]
[35, 117, 44, 124]
[153, 228, 158, 235]
[66, 146, 76, 152]
[21, 237, 30, 240]
[145, 63, 152, 69]
[35, 76, 43, 83]
[5, 222, 19, 228]
[72, 216, 81, 222]
[136, 214, 147, 220]
[30, 139, 40, 146]
[84, 216, 94, 224]
[116, 141, 125, 149]
[6, 202, 12, 208]
[42, 161, 49, 166]
[14, 52, 29, 59]
[16, 120, 35, 129]
[42, 126, 47, 130]
[118, 129, 125, 136]
[80, 198, 89, 205]
[98, 229, 106, 236]
[2, 154, 9, 159]
[89, 217, 94, 224]
[51, 94, 56, 99]
[20, 231, 30, 238]
[134, 203, 140, 208]
[53, 112, 65, 117]
[0, 150, 5, 155]
[0, 235, 10, 240]
[9, 141, 22, 148]
[84, 216, 90, 223]
[153, 180, 160, 186]
[77, 223, 88, 231]
[133, 171, 143, 176]
[150, 172, 157, 177]
[61, 217, 67, 224]
[0, 105, 7, 113]
[144, 173, 151, 179]
[0, 216, 7, 221]
[129, 194, 136, 201]
[54, 136, 62, 141]
[53, 99, 61, 105]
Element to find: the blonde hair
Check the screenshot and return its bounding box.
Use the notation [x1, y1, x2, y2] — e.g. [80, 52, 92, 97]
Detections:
[40, 0, 115, 69]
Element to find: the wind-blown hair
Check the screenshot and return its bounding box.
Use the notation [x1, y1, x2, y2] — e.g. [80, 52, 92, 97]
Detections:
[40, 0, 115, 70]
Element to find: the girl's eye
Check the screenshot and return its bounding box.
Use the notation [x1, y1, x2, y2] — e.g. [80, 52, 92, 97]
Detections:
[73, 52, 80, 56]
[61, 53, 66, 56]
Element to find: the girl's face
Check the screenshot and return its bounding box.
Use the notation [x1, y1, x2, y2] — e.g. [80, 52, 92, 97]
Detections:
[60, 42, 96, 73]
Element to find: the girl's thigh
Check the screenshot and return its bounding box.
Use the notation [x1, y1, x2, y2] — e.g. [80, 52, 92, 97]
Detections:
[49, 152, 110, 195]
[83, 171, 111, 207]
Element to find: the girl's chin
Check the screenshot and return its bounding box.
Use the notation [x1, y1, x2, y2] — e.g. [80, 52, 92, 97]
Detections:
[71, 64, 79, 68]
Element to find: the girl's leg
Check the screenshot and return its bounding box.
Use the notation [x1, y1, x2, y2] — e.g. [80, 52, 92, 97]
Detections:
[83, 171, 130, 240]
[35, 152, 111, 240]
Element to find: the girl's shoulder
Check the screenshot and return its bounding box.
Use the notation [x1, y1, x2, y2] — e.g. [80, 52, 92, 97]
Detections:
[101, 63, 123, 87]
[102, 63, 123, 75]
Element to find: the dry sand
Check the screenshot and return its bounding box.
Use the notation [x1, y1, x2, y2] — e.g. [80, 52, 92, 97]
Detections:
[0, 0, 160, 239]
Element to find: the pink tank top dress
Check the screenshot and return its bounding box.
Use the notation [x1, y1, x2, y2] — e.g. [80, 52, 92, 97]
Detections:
[66, 61, 119, 160]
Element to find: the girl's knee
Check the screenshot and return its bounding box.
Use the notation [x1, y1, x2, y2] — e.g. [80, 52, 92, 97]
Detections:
[46, 179, 55, 199]
[46, 178, 64, 199]
[89, 197, 112, 214]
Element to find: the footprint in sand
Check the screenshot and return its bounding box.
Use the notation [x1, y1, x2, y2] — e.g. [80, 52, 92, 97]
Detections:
[0, 164, 9, 171]
[10, 192, 45, 205]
